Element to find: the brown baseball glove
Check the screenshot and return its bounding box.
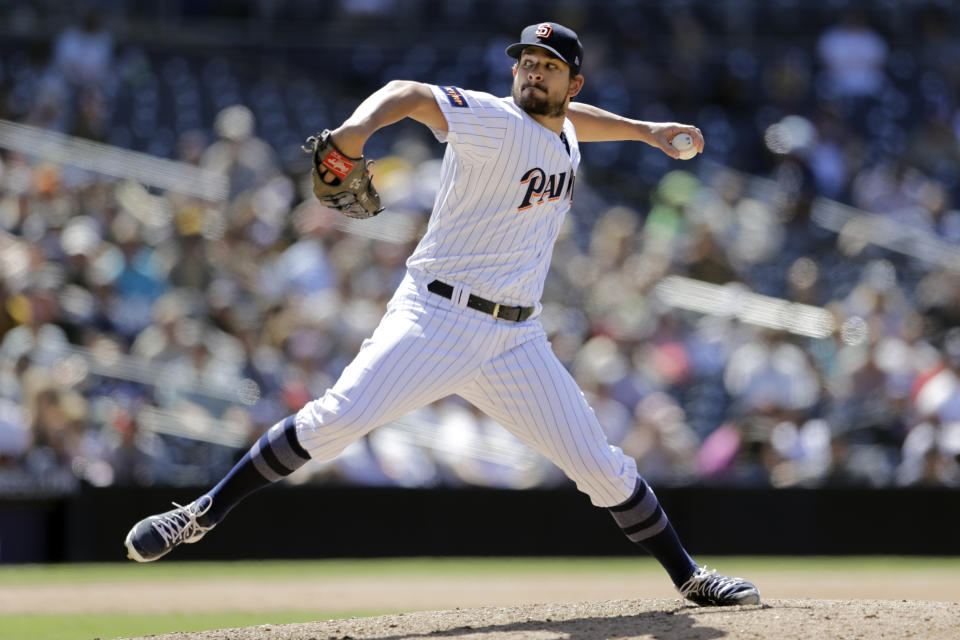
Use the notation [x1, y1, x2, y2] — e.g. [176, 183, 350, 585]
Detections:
[303, 130, 383, 219]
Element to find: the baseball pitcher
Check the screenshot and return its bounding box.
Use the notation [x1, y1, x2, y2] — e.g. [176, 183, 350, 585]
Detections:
[125, 22, 759, 607]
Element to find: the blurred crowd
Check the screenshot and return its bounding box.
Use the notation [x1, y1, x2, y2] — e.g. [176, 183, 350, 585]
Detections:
[0, 1, 959, 495]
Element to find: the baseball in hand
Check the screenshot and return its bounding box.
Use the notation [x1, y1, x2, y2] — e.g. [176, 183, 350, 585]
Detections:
[671, 133, 698, 160]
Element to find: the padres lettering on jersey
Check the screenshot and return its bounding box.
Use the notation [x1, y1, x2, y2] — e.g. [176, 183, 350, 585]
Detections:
[518, 166, 575, 210]
[406, 85, 581, 307]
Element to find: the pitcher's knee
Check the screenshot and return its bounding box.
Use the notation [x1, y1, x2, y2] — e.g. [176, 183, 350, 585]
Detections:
[295, 390, 372, 462]
[560, 447, 638, 507]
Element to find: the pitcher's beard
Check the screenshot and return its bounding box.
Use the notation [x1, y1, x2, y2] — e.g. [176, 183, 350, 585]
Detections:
[513, 85, 566, 118]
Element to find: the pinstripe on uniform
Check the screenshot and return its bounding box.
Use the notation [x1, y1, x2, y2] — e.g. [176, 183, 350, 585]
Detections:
[296, 85, 639, 508]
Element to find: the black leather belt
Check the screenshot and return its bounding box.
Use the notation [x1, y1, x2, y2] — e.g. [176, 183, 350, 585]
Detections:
[427, 280, 534, 322]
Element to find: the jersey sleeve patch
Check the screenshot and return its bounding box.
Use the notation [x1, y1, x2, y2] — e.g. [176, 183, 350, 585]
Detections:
[441, 86, 469, 108]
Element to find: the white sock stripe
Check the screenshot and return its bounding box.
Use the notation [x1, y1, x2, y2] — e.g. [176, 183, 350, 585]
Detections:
[624, 510, 669, 542]
[266, 423, 310, 472]
[249, 439, 285, 482]
[610, 484, 660, 530]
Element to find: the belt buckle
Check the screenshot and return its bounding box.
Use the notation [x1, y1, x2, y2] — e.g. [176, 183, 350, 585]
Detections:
[492, 303, 501, 318]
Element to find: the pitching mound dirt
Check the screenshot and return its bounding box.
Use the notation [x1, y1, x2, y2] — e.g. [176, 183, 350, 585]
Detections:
[125, 598, 959, 640]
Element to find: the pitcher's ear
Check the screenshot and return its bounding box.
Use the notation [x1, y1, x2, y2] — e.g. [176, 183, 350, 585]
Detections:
[568, 74, 584, 98]
[512, 64, 517, 77]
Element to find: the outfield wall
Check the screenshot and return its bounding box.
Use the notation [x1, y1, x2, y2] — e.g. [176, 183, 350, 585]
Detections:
[1, 486, 958, 563]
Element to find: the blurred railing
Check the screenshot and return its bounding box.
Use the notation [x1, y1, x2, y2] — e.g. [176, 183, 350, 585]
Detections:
[0, 119, 228, 202]
[701, 160, 960, 273]
[813, 199, 960, 273]
[654, 276, 836, 338]
[55, 343, 261, 406]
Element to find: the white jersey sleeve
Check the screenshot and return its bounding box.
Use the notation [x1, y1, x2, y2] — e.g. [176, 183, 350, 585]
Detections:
[428, 85, 508, 162]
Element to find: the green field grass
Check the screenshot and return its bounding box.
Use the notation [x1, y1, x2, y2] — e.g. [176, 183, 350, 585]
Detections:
[1, 556, 650, 584]
[5, 555, 958, 585]
[2, 557, 958, 640]
[0, 610, 389, 640]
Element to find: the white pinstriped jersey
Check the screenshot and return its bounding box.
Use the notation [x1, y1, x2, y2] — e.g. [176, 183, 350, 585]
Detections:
[297, 83, 642, 511]
[405, 85, 581, 307]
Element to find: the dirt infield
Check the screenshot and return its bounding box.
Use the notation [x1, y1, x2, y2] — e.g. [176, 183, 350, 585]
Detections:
[125, 598, 960, 640]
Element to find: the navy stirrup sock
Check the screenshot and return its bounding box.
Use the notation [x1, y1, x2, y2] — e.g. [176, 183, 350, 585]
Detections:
[608, 477, 698, 588]
[199, 415, 311, 526]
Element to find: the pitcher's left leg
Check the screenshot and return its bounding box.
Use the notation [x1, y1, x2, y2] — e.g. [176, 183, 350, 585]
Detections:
[459, 333, 759, 605]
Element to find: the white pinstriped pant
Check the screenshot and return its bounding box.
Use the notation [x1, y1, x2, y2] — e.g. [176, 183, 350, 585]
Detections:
[295, 272, 638, 507]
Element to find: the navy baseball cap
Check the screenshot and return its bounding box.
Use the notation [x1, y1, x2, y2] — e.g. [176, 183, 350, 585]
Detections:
[506, 22, 583, 74]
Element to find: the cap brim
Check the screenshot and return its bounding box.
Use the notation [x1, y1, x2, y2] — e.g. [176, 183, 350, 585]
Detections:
[505, 43, 573, 70]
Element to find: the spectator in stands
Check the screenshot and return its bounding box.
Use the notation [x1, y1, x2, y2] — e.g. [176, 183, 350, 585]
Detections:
[52, 10, 113, 89]
[723, 332, 821, 415]
[106, 406, 166, 486]
[621, 392, 698, 485]
[0, 398, 29, 465]
[896, 416, 960, 487]
[816, 11, 888, 102]
[202, 105, 281, 199]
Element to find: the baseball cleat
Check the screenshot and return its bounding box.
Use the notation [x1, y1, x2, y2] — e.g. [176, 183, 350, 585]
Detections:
[124, 495, 215, 562]
[678, 566, 761, 606]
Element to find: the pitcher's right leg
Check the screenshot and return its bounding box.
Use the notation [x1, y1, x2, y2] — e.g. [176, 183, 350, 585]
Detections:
[125, 299, 492, 562]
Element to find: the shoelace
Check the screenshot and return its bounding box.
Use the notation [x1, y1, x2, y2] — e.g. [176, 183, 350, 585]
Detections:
[680, 567, 746, 599]
[151, 502, 205, 547]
